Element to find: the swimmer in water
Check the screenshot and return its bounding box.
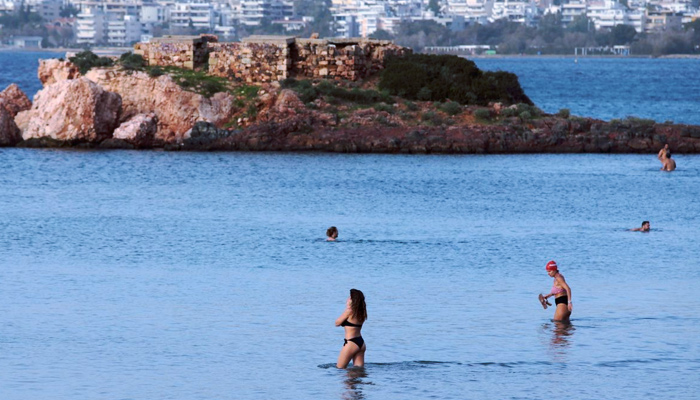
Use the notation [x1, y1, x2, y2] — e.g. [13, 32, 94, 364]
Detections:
[630, 221, 651, 232]
[657, 144, 670, 166]
[662, 153, 676, 171]
[326, 226, 338, 241]
[539, 261, 572, 322]
[335, 289, 367, 368]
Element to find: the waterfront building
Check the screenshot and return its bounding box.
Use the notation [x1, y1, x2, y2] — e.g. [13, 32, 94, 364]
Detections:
[10, 35, 43, 48]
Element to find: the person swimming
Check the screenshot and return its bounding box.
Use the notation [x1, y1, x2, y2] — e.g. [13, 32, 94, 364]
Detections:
[662, 153, 676, 171]
[658, 144, 670, 165]
[335, 289, 367, 368]
[539, 261, 573, 322]
[630, 221, 651, 232]
[326, 226, 339, 241]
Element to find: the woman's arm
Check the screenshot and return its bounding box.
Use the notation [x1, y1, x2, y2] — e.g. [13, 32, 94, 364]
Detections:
[335, 308, 352, 327]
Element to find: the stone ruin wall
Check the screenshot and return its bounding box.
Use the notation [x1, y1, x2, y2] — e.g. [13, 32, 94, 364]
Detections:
[207, 42, 291, 83]
[135, 36, 410, 83]
[134, 35, 215, 70]
[292, 39, 408, 81]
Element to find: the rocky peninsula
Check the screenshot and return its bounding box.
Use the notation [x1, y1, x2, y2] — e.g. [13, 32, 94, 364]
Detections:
[1, 36, 699, 153]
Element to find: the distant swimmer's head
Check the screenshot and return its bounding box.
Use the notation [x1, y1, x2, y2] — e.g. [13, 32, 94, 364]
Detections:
[349, 288, 367, 323]
[546, 260, 558, 276]
[326, 226, 338, 241]
[641, 221, 650, 231]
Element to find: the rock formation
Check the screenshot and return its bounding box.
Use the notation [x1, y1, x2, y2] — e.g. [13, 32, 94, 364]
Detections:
[0, 103, 21, 146]
[0, 84, 32, 116]
[17, 77, 122, 143]
[0, 84, 32, 146]
[4, 58, 700, 153]
[109, 112, 158, 148]
[38, 59, 81, 86]
[83, 69, 236, 144]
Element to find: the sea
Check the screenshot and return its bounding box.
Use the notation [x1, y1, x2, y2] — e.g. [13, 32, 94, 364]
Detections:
[1, 52, 699, 400]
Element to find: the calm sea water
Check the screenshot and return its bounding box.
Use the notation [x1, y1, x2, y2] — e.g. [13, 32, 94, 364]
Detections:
[1, 150, 699, 399]
[474, 57, 700, 125]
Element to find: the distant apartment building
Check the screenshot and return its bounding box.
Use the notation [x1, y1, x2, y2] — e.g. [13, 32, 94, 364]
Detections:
[445, 0, 492, 24]
[140, 4, 165, 24]
[560, 0, 586, 26]
[170, 1, 215, 30]
[33, 0, 61, 22]
[490, 0, 538, 25]
[76, 7, 107, 45]
[107, 14, 141, 45]
[239, 0, 293, 27]
[74, 0, 141, 18]
[645, 9, 683, 31]
[0, 0, 18, 13]
[587, 0, 630, 30]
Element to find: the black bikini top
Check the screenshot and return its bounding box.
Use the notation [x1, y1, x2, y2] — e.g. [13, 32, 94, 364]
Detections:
[340, 319, 362, 328]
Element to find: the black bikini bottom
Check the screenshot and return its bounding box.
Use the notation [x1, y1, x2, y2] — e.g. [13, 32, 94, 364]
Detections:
[555, 295, 568, 306]
[344, 336, 364, 349]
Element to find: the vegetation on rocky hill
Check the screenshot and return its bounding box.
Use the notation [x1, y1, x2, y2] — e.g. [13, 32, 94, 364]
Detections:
[378, 54, 532, 106]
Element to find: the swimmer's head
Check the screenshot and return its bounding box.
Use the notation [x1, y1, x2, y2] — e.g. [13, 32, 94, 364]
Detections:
[326, 226, 338, 239]
[349, 288, 367, 323]
[546, 260, 558, 276]
[641, 221, 650, 231]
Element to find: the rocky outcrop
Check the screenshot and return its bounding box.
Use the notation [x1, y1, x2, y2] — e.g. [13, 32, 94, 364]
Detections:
[0, 104, 21, 146]
[104, 112, 158, 148]
[17, 78, 121, 143]
[0, 84, 32, 116]
[83, 68, 236, 143]
[38, 59, 81, 86]
[0, 84, 32, 146]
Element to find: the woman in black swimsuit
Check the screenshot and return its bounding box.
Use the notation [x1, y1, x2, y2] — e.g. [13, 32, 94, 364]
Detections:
[335, 288, 367, 368]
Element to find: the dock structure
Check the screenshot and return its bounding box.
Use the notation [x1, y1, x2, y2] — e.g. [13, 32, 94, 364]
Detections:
[574, 46, 631, 56]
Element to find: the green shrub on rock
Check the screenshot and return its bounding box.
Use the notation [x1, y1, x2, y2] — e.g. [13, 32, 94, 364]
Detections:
[500, 107, 518, 117]
[148, 66, 164, 78]
[474, 108, 491, 121]
[69, 50, 114, 74]
[440, 101, 462, 116]
[557, 108, 570, 119]
[519, 111, 532, 120]
[118, 52, 146, 71]
[379, 54, 531, 106]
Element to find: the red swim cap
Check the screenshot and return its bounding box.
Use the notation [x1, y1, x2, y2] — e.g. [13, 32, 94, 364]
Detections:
[546, 260, 558, 271]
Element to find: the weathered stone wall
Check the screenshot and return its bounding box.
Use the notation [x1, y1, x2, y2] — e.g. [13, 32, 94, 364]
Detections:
[292, 39, 409, 80]
[134, 35, 216, 70]
[136, 35, 411, 83]
[208, 40, 292, 83]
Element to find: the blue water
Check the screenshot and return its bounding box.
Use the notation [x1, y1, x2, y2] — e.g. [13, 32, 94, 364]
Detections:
[1, 150, 699, 399]
[1, 52, 698, 126]
[0, 51, 64, 99]
[474, 57, 700, 125]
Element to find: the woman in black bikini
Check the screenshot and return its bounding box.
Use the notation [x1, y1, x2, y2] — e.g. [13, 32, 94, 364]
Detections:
[335, 289, 367, 368]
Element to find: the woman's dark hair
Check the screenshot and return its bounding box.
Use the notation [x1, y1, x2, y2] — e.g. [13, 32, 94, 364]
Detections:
[326, 226, 338, 238]
[642, 221, 650, 226]
[350, 289, 367, 323]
